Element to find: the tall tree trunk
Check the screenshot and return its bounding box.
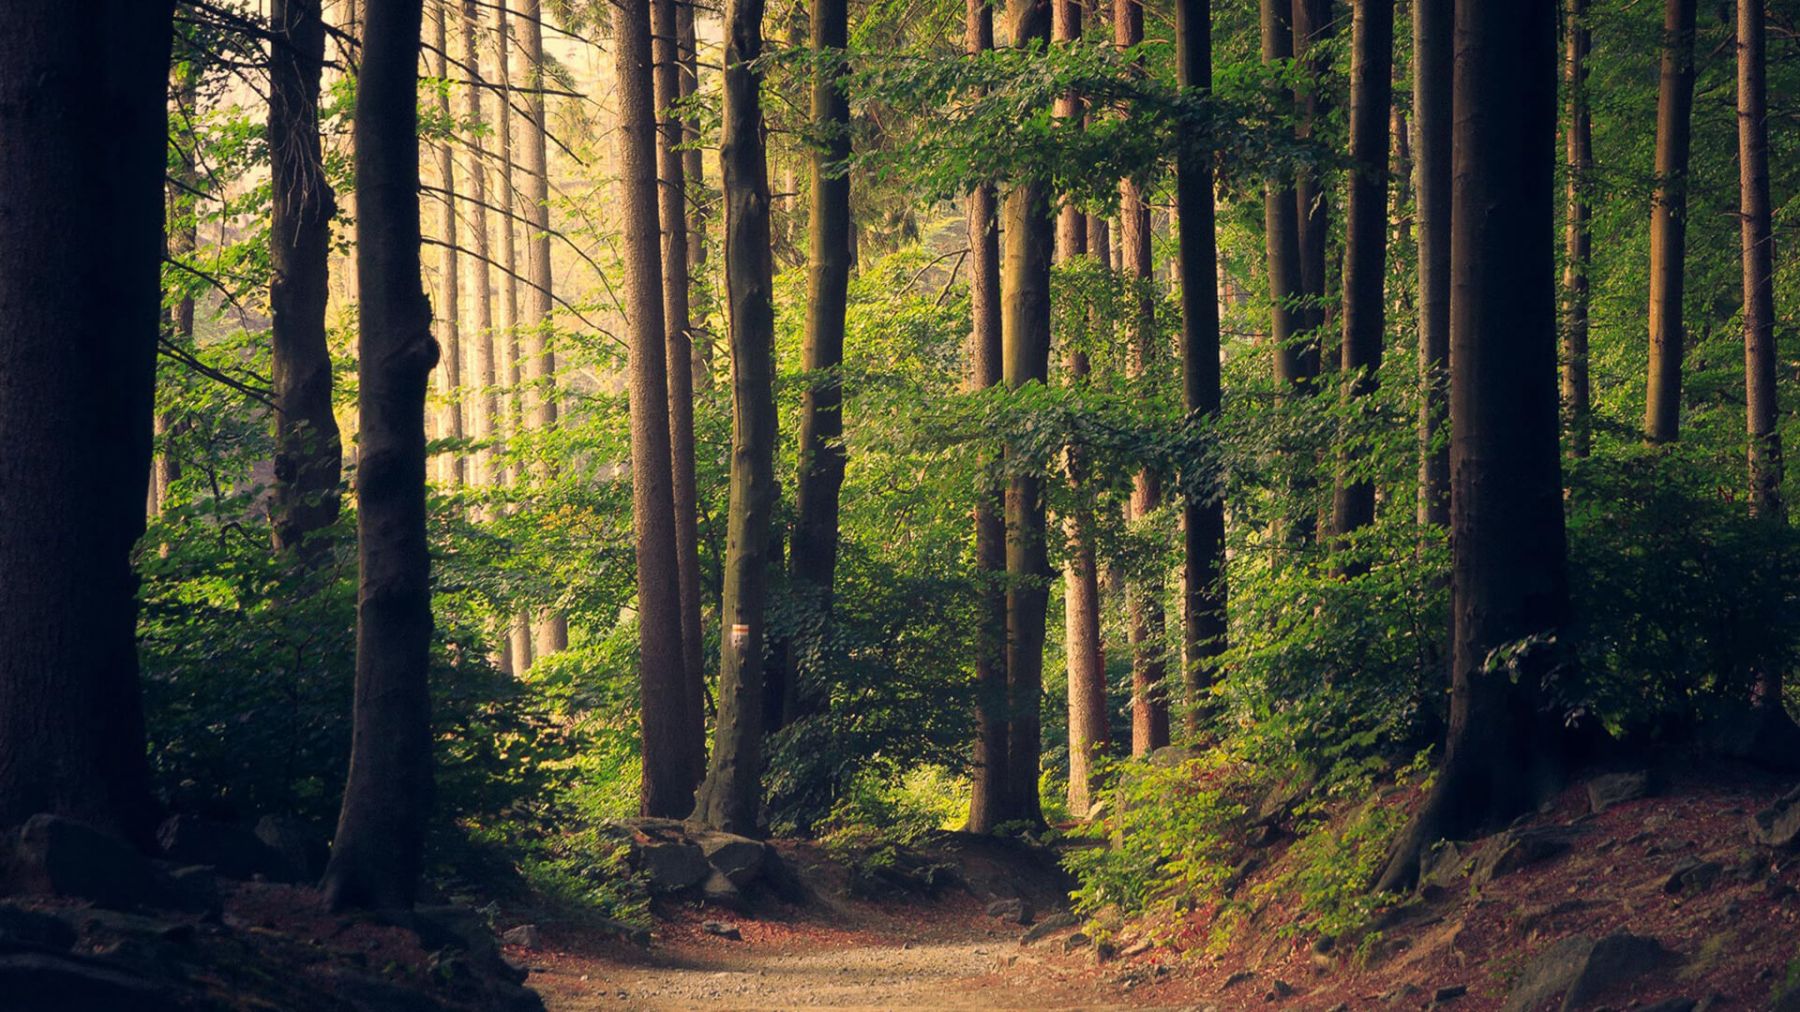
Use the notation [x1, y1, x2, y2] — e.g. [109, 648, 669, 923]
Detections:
[1001, 0, 1054, 828]
[495, 0, 533, 673]
[1643, 0, 1696, 444]
[432, 4, 464, 488]
[965, 0, 1010, 835]
[0, 0, 169, 842]
[323, 0, 438, 910]
[692, 0, 779, 835]
[653, 0, 708, 788]
[677, 0, 712, 388]
[1292, 0, 1332, 379]
[1561, 0, 1592, 458]
[1175, 0, 1227, 741]
[155, 65, 199, 519]
[1377, 0, 1570, 893]
[270, 0, 343, 564]
[519, 0, 567, 654]
[616, 0, 697, 817]
[780, 0, 854, 732]
[1330, 0, 1392, 543]
[1412, 0, 1451, 744]
[462, 0, 497, 490]
[1262, 0, 1305, 391]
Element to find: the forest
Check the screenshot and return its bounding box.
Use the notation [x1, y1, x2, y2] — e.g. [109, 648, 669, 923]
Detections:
[5, 0, 1800, 1008]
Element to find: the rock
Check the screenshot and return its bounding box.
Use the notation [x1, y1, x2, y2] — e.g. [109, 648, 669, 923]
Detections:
[1147, 744, 1196, 768]
[1263, 978, 1295, 1001]
[501, 924, 542, 950]
[1662, 859, 1723, 895]
[1637, 999, 1696, 1012]
[1472, 826, 1581, 886]
[1750, 787, 1800, 850]
[1062, 931, 1091, 952]
[155, 814, 296, 883]
[986, 897, 1033, 925]
[1586, 771, 1651, 813]
[162, 865, 221, 917]
[700, 869, 750, 914]
[701, 920, 742, 941]
[634, 839, 709, 892]
[0, 952, 184, 1011]
[0, 904, 77, 953]
[253, 815, 328, 881]
[1433, 984, 1468, 1003]
[316, 966, 456, 1011]
[10, 814, 172, 911]
[1501, 932, 1671, 1012]
[1418, 840, 1469, 896]
[694, 832, 767, 887]
[409, 904, 526, 985]
[1221, 969, 1255, 990]
[1019, 911, 1077, 945]
[1120, 938, 1152, 958]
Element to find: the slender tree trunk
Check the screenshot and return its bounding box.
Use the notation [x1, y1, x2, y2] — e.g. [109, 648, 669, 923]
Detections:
[1175, 0, 1227, 742]
[432, 4, 464, 488]
[323, 0, 438, 910]
[677, 0, 712, 388]
[653, 0, 708, 786]
[0, 0, 169, 842]
[1643, 0, 1696, 444]
[692, 0, 779, 835]
[965, 0, 1010, 835]
[1330, 0, 1392, 543]
[1292, 0, 1332, 380]
[269, 0, 343, 564]
[155, 66, 199, 519]
[462, 0, 497, 490]
[1000, 0, 1054, 828]
[495, 0, 533, 673]
[1262, 0, 1305, 390]
[1561, 0, 1592, 458]
[1377, 0, 1571, 892]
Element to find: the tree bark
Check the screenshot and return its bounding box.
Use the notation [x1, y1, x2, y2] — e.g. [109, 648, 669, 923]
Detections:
[323, 0, 438, 911]
[1561, 0, 1592, 458]
[462, 0, 497, 490]
[431, 4, 464, 488]
[1261, 0, 1306, 391]
[495, 0, 533, 673]
[677, 0, 713, 388]
[1643, 0, 1696, 444]
[1175, 0, 1227, 742]
[965, 0, 1010, 835]
[1330, 0, 1392, 543]
[1376, 0, 1571, 893]
[0, 0, 169, 842]
[1414, 0, 1450, 529]
[1292, 0, 1332, 380]
[692, 0, 779, 835]
[1738, 0, 1782, 523]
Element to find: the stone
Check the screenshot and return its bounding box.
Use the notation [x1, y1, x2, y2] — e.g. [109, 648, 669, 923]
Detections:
[1019, 911, 1077, 944]
[1637, 999, 1697, 1012]
[1222, 969, 1255, 990]
[1418, 840, 1469, 895]
[1501, 932, 1671, 1012]
[155, 815, 297, 882]
[694, 832, 767, 887]
[0, 952, 183, 1011]
[701, 920, 742, 941]
[253, 815, 328, 881]
[986, 897, 1033, 925]
[10, 814, 172, 911]
[1473, 826, 1581, 887]
[501, 924, 542, 950]
[1433, 984, 1468, 1003]
[1062, 931, 1091, 952]
[1586, 771, 1651, 813]
[1661, 859, 1723, 895]
[0, 905, 76, 953]
[1749, 787, 1800, 850]
[1263, 978, 1295, 1001]
[409, 904, 526, 984]
[700, 869, 750, 914]
[162, 865, 221, 917]
[316, 967, 455, 1011]
[634, 839, 709, 892]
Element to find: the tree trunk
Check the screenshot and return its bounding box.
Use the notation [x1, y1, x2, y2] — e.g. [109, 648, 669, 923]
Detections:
[1175, 0, 1227, 741]
[323, 0, 438, 910]
[1643, 0, 1696, 444]
[1561, 0, 1592, 458]
[461, 0, 497, 490]
[269, 0, 343, 564]
[692, 0, 779, 835]
[677, 0, 712, 388]
[964, 0, 1010, 835]
[1292, 0, 1332, 380]
[1261, 0, 1305, 391]
[1330, 0, 1392, 543]
[1376, 0, 1570, 893]
[1000, 0, 1054, 829]
[155, 64, 199, 519]
[0, 0, 169, 842]
[1412, 0, 1452, 743]
[495, 0, 533, 673]
[431, 4, 464, 488]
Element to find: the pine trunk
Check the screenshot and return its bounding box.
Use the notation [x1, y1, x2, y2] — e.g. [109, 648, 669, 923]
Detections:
[1643, 0, 1696, 444]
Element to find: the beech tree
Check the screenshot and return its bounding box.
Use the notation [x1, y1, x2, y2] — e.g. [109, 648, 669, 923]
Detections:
[1261, 0, 1305, 392]
[322, 0, 438, 911]
[1561, 0, 1593, 459]
[430, 4, 464, 489]
[461, 0, 498, 490]
[1414, 0, 1450, 528]
[1643, 0, 1696, 444]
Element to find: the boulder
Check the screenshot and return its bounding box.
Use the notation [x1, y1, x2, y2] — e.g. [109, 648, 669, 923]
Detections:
[0, 904, 77, 952]
[1661, 859, 1722, 896]
[695, 832, 767, 887]
[0, 952, 183, 1012]
[156, 814, 297, 882]
[254, 815, 328, 881]
[409, 904, 527, 985]
[1501, 932, 1671, 1012]
[701, 920, 742, 941]
[500, 924, 542, 950]
[1585, 771, 1651, 814]
[10, 814, 172, 911]
[1472, 826, 1581, 887]
[161, 865, 222, 917]
[1019, 911, 1078, 945]
[986, 897, 1033, 925]
[1637, 999, 1696, 1012]
[633, 840, 709, 892]
[1749, 785, 1800, 850]
[700, 869, 750, 914]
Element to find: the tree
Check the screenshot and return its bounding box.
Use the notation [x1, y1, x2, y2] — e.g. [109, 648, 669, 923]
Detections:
[677, 0, 711, 387]
[1643, 0, 1696, 444]
[430, 4, 464, 489]
[1174, 0, 1227, 740]
[322, 0, 438, 910]
[782, 0, 855, 730]
[692, 0, 779, 835]
[1738, 0, 1782, 524]
[461, 0, 497, 489]
[494, 0, 534, 673]
[965, 0, 1010, 835]
[1378, 0, 1570, 892]
[155, 61, 198, 518]
[0, 0, 171, 841]
[1330, 0, 1392, 542]
[1414, 0, 1450, 528]
[652, 0, 707, 777]
[1292, 0, 1333, 379]
[1561, 0, 1593, 458]
[1000, 0, 1054, 828]
[1261, 0, 1305, 392]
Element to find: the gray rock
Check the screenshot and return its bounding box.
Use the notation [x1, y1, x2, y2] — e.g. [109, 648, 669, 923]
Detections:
[985, 897, 1033, 925]
[635, 839, 709, 892]
[1418, 840, 1469, 894]
[1062, 931, 1090, 952]
[316, 966, 456, 1011]
[1750, 787, 1800, 850]
[1019, 911, 1078, 945]
[156, 814, 297, 882]
[0, 952, 184, 1012]
[701, 920, 742, 941]
[1433, 984, 1468, 1003]
[1637, 998, 1696, 1012]
[162, 865, 221, 917]
[695, 832, 767, 887]
[1662, 859, 1723, 895]
[0, 904, 77, 953]
[1586, 771, 1651, 813]
[1502, 932, 1671, 1012]
[1473, 826, 1582, 886]
[700, 869, 751, 913]
[501, 924, 542, 950]
[253, 815, 328, 881]
[10, 814, 172, 911]
[409, 904, 527, 985]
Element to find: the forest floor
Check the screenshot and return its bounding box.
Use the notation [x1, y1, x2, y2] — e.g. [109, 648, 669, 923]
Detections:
[515, 766, 1800, 1012]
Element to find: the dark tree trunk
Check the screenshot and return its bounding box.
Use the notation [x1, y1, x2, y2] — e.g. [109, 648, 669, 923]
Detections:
[1377, 0, 1571, 893]
[1261, 0, 1305, 391]
[1000, 0, 1053, 828]
[430, 5, 463, 488]
[1414, 0, 1450, 530]
[1643, 0, 1696, 444]
[1291, 0, 1333, 381]
[323, 0, 438, 911]
[616, 0, 697, 818]
[653, 0, 709, 790]
[1561, 0, 1592, 458]
[0, 0, 170, 843]
[1739, 0, 1782, 524]
[1330, 0, 1392, 543]
[155, 65, 198, 519]
[965, 0, 1010, 835]
[692, 0, 779, 835]
[1175, 0, 1227, 742]
[782, 0, 853, 729]
[269, 0, 342, 563]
